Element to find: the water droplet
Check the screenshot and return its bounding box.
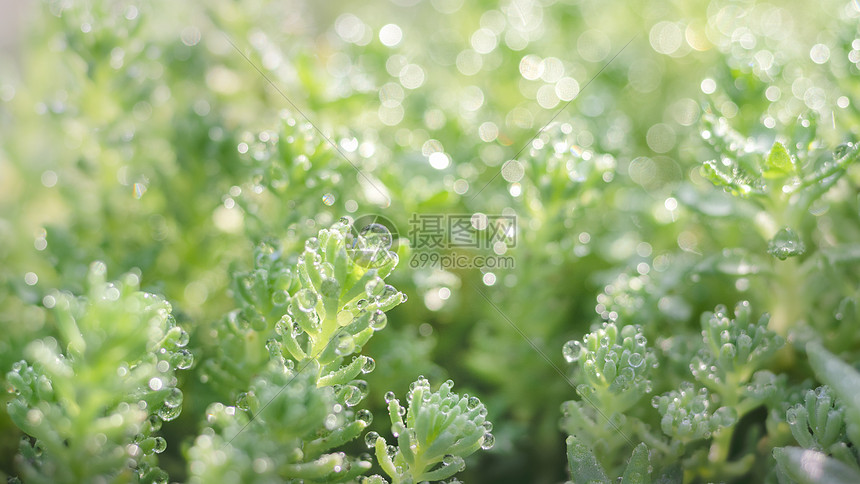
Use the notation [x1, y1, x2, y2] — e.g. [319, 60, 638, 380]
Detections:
[236, 392, 251, 411]
[365, 277, 384, 297]
[481, 433, 495, 450]
[335, 334, 356, 356]
[468, 396, 480, 409]
[361, 356, 376, 373]
[337, 310, 354, 327]
[678, 418, 692, 435]
[361, 224, 393, 250]
[356, 409, 373, 425]
[275, 315, 292, 335]
[152, 437, 167, 454]
[157, 403, 181, 421]
[146, 414, 162, 432]
[175, 330, 190, 348]
[324, 413, 339, 430]
[369, 310, 387, 331]
[163, 388, 183, 408]
[833, 143, 854, 160]
[768, 227, 806, 260]
[305, 237, 320, 252]
[294, 289, 318, 312]
[713, 406, 737, 426]
[628, 353, 644, 368]
[321, 278, 341, 299]
[272, 290, 289, 306]
[364, 431, 380, 448]
[173, 349, 193, 370]
[341, 385, 362, 407]
[562, 340, 582, 362]
[377, 285, 401, 308]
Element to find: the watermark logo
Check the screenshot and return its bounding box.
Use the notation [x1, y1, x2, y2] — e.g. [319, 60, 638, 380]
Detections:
[345, 213, 517, 270]
[345, 214, 399, 267]
[407, 213, 516, 269]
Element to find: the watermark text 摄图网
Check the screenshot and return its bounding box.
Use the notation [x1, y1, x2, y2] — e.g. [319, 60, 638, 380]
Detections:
[406, 213, 517, 269]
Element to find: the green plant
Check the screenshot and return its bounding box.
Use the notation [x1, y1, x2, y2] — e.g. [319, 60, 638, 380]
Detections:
[365, 377, 493, 484]
[184, 221, 491, 483]
[6, 263, 192, 483]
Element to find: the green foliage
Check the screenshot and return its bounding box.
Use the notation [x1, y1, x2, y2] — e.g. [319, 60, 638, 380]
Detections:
[771, 344, 860, 483]
[185, 222, 435, 483]
[366, 378, 492, 483]
[566, 436, 652, 484]
[6, 263, 191, 483]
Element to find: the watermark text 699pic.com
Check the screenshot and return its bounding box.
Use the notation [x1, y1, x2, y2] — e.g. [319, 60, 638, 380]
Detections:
[406, 213, 516, 270]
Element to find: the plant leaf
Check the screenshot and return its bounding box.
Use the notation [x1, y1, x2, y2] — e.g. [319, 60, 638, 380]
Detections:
[566, 435, 610, 484]
[806, 342, 860, 446]
[764, 142, 795, 178]
[622, 443, 651, 484]
[773, 447, 860, 484]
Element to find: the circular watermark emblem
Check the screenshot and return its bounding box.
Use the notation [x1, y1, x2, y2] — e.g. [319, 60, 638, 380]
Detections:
[345, 213, 400, 267]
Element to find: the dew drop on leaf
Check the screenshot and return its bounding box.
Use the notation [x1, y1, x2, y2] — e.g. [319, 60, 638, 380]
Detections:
[335, 334, 356, 356]
[321, 278, 341, 299]
[146, 414, 162, 432]
[337, 310, 353, 326]
[364, 431, 379, 448]
[377, 285, 401, 308]
[833, 142, 854, 160]
[163, 388, 183, 409]
[271, 290, 289, 306]
[295, 288, 318, 312]
[236, 392, 250, 411]
[152, 437, 167, 454]
[369, 310, 387, 331]
[365, 277, 384, 298]
[174, 349, 194, 370]
[356, 409, 373, 424]
[481, 433, 495, 449]
[361, 356, 376, 374]
[562, 340, 582, 362]
[360, 223, 393, 251]
[767, 227, 806, 260]
[157, 403, 182, 421]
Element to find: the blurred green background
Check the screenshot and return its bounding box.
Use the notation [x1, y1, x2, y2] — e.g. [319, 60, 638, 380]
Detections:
[1, 0, 858, 482]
